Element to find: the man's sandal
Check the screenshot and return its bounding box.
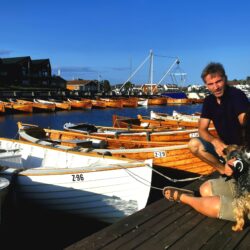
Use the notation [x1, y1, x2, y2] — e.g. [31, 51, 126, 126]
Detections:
[162, 186, 194, 202]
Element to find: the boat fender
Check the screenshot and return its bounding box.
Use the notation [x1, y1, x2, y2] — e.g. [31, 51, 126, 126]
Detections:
[92, 140, 108, 149]
[85, 124, 98, 133]
[103, 151, 112, 156]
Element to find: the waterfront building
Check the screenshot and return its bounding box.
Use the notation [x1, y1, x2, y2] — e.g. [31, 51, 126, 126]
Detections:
[0, 56, 52, 87]
[66, 79, 102, 94]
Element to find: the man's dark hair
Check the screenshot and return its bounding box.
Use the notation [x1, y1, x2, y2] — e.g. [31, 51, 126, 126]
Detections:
[201, 62, 228, 83]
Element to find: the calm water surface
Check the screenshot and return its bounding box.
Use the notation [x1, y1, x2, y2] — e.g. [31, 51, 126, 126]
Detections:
[0, 104, 202, 248]
[0, 104, 202, 138]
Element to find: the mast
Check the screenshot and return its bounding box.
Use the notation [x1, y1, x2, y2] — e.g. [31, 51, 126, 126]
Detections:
[148, 49, 154, 95]
[119, 50, 152, 93]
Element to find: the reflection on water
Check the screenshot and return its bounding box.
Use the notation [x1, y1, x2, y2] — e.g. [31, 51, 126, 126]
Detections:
[0, 104, 203, 138]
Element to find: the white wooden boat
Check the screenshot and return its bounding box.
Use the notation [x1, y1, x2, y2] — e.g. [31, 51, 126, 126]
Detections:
[150, 110, 200, 122]
[0, 138, 152, 223]
[0, 177, 9, 223]
[0, 149, 20, 223]
[137, 98, 148, 106]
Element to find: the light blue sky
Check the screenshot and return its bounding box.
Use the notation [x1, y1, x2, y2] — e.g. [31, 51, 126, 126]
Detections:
[1, 0, 250, 85]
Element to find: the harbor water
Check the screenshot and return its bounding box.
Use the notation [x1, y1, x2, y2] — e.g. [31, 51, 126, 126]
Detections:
[0, 104, 202, 249]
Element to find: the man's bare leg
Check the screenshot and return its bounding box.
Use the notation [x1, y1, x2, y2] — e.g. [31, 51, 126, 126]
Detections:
[188, 138, 225, 174]
[164, 190, 220, 218]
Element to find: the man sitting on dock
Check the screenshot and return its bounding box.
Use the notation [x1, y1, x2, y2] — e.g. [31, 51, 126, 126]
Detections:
[163, 62, 249, 224]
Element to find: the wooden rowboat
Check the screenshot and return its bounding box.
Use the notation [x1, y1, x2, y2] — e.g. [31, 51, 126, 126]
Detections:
[148, 97, 167, 105]
[0, 137, 152, 223]
[137, 98, 148, 106]
[16, 99, 55, 112]
[0, 102, 5, 113]
[138, 114, 200, 128]
[100, 98, 123, 108]
[90, 99, 106, 109]
[47, 99, 71, 110]
[63, 121, 217, 142]
[150, 110, 200, 123]
[119, 97, 138, 108]
[113, 114, 188, 130]
[166, 97, 191, 105]
[18, 122, 186, 149]
[2, 100, 33, 113]
[17, 122, 214, 176]
[149, 111, 214, 128]
[68, 98, 92, 109]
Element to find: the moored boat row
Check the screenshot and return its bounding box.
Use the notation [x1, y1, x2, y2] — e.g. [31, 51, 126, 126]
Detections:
[0, 95, 203, 114]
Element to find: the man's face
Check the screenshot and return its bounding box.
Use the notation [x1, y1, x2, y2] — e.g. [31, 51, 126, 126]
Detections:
[204, 73, 226, 98]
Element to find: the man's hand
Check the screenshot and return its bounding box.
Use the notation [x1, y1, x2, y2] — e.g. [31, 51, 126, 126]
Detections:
[223, 158, 236, 176]
[211, 138, 227, 157]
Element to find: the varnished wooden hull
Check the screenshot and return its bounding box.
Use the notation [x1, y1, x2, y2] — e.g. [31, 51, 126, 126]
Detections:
[65, 121, 217, 142]
[16, 99, 55, 112]
[68, 99, 92, 109]
[91, 100, 106, 109]
[113, 114, 186, 130]
[18, 122, 185, 150]
[120, 98, 138, 108]
[2, 101, 33, 113]
[166, 98, 191, 105]
[138, 114, 199, 128]
[105, 147, 214, 175]
[12, 103, 33, 113]
[148, 97, 166, 105]
[0, 103, 5, 113]
[54, 102, 71, 110]
[100, 99, 123, 108]
[189, 98, 204, 104]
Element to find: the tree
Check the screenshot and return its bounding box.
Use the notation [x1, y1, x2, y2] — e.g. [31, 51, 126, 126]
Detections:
[102, 80, 111, 92]
[123, 81, 133, 92]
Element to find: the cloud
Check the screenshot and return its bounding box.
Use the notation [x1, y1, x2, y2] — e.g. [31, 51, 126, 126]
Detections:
[0, 50, 12, 56]
[53, 66, 97, 73]
[110, 66, 130, 72]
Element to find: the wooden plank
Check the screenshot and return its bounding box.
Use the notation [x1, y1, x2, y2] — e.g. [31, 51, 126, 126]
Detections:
[168, 217, 227, 249]
[65, 200, 175, 249]
[133, 209, 200, 250]
[234, 228, 250, 249]
[200, 223, 250, 250]
[103, 203, 191, 249]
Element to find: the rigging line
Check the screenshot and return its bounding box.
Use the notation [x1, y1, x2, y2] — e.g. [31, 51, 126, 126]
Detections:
[154, 54, 178, 59]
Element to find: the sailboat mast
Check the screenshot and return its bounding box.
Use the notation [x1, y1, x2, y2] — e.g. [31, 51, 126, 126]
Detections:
[119, 51, 151, 93]
[149, 49, 154, 95]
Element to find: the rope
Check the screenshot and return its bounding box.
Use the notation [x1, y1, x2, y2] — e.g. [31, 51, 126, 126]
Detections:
[118, 163, 204, 191]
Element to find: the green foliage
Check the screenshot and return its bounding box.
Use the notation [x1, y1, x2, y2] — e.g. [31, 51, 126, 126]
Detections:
[102, 80, 111, 92]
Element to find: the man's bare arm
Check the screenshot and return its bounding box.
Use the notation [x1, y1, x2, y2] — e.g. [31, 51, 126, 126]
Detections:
[199, 118, 227, 157]
[238, 112, 246, 125]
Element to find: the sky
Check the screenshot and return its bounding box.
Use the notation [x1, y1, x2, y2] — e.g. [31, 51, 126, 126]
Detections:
[1, 0, 250, 86]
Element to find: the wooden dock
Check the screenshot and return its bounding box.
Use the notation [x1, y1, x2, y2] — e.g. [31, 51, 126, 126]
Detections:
[66, 174, 250, 250]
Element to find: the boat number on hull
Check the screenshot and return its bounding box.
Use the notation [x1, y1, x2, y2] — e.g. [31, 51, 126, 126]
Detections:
[72, 174, 84, 182]
[154, 151, 166, 158]
[189, 132, 199, 138]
